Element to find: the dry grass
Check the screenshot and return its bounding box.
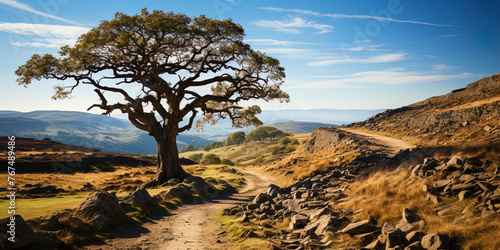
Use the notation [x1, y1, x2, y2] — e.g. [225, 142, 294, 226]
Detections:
[0, 163, 246, 221]
[337, 167, 500, 249]
[214, 212, 275, 249]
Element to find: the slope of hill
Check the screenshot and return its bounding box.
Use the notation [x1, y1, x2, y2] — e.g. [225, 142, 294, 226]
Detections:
[0, 110, 211, 154]
[350, 74, 500, 152]
[267, 121, 338, 134]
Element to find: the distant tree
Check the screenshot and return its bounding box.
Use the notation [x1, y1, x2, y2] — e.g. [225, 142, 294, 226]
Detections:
[15, 9, 288, 186]
[179, 144, 197, 153]
[225, 131, 246, 146]
[200, 154, 222, 165]
[246, 126, 286, 142]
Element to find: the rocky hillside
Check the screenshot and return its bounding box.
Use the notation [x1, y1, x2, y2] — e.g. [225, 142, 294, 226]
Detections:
[350, 74, 500, 151]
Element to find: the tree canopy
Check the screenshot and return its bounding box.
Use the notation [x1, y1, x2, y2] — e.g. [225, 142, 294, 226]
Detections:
[15, 9, 289, 184]
[16, 9, 289, 132]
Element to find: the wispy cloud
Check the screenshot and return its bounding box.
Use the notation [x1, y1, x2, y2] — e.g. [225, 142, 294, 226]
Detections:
[0, 0, 81, 25]
[434, 34, 460, 40]
[300, 70, 474, 88]
[0, 22, 89, 47]
[307, 53, 407, 66]
[340, 43, 389, 52]
[261, 7, 458, 27]
[250, 16, 333, 34]
[260, 48, 312, 54]
[432, 64, 458, 70]
[245, 39, 326, 46]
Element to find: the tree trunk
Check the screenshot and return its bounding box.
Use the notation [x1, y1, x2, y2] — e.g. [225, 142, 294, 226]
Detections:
[143, 128, 187, 187]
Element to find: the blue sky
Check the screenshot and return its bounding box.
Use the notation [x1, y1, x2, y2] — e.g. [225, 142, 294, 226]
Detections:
[0, 0, 499, 113]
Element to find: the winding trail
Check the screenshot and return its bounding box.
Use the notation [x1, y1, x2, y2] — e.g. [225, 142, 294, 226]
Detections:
[341, 128, 415, 156]
[84, 170, 274, 250]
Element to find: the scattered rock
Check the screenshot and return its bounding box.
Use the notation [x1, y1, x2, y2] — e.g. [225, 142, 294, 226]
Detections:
[74, 191, 125, 227]
[402, 208, 421, 223]
[421, 233, 451, 250]
[341, 218, 376, 235]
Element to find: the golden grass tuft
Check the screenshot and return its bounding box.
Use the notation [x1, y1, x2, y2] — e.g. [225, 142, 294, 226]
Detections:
[337, 167, 500, 249]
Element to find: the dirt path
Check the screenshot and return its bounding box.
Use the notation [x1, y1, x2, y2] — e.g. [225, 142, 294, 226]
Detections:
[83, 170, 274, 250]
[341, 128, 415, 156]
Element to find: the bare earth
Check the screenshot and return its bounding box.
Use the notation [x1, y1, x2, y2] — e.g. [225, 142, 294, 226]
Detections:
[83, 170, 274, 250]
[341, 128, 415, 156]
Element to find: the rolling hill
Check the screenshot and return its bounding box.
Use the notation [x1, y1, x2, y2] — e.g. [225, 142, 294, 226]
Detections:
[0, 110, 211, 155]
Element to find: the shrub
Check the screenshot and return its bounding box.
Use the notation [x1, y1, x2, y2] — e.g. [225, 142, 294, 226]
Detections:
[290, 139, 299, 145]
[246, 126, 287, 142]
[179, 144, 197, 153]
[280, 137, 291, 146]
[200, 154, 222, 165]
[221, 158, 235, 166]
[188, 153, 204, 162]
[225, 131, 246, 146]
[271, 145, 286, 155]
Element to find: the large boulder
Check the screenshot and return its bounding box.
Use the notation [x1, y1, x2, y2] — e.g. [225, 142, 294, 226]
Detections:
[156, 184, 192, 201]
[123, 188, 156, 208]
[74, 191, 125, 227]
[0, 215, 36, 249]
[252, 193, 271, 205]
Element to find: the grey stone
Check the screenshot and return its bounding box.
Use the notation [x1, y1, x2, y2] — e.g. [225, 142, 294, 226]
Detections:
[266, 184, 281, 197]
[421, 233, 451, 250]
[0, 215, 36, 249]
[289, 214, 308, 230]
[74, 191, 125, 227]
[402, 208, 421, 223]
[341, 218, 376, 235]
[123, 187, 155, 208]
[252, 193, 270, 204]
[458, 190, 471, 201]
[427, 193, 441, 204]
[396, 220, 415, 233]
[382, 222, 397, 235]
[406, 231, 426, 244]
[447, 155, 465, 168]
[405, 241, 425, 250]
[386, 229, 405, 248]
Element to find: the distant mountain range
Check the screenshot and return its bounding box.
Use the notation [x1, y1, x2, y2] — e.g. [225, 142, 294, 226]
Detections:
[267, 121, 338, 134]
[0, 110, 210, 155]
[179, 108, 383, 141]
[0, 108, 383, 154]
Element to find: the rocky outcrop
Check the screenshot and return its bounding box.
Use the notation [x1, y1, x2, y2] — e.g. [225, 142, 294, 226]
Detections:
[412, 155, 500, 216]
[74, 191, 126, 227]
[0, 215, 36, 249]
[350, 74, 500, 146]
[304, 127, 371, 154]
[224, 163, 456, 249]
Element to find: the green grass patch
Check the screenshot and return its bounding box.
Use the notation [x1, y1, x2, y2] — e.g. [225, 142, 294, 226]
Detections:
[0, 192, 92, 219]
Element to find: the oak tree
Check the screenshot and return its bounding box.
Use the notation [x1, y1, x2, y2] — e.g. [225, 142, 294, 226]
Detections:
[15, 9, 289, 186]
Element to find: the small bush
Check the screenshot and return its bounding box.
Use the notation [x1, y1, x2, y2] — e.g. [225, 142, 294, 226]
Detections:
[188, 153, 204, 162]
[290, 139, 299, 145]
[179, 144, 197, 153]
[280, 137, 291, 146]
[200, 154, 222, 165]
[221, 158, 236, 166]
